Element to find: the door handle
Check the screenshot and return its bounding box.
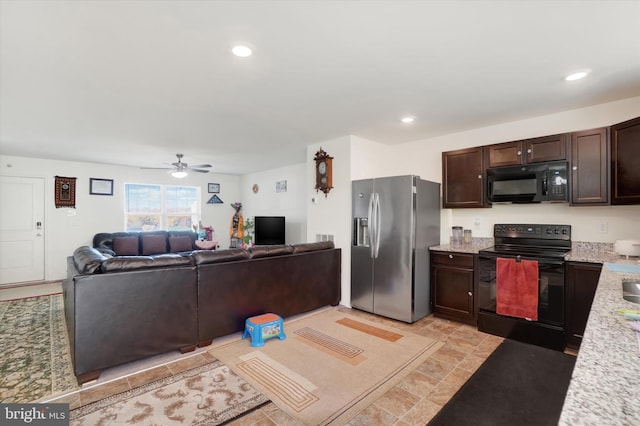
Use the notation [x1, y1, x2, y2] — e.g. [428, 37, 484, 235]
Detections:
[368, 193, 375, 259]
[373, 193, 381, 259]
[36, 233, 42, 237]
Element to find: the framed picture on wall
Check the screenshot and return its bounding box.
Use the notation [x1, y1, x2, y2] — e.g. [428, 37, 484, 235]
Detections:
[89, 178, 114, 196]
[276, 180, 287, 193]
[208, 183, 220, 193]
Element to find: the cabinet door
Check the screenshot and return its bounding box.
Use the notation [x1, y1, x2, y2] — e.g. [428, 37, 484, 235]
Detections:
[488, 141, 523, 167]
[442, 147, 487, 208]
[570, 127, 609, 205]
[431, 252, 475, 323]
[565, 262, 602, 350]
[611, 116, 640, 205]
[525, 134, 567, 163]
[432, 265, 474, 321]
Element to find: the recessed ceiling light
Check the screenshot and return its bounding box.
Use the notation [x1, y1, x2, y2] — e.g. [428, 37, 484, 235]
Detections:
[401, 116, 415, 124]
[564, 71, 590, 81]
[231, 44, 253, 57]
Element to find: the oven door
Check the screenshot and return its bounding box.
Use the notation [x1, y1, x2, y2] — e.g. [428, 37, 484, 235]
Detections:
[477, 253, 564, 326]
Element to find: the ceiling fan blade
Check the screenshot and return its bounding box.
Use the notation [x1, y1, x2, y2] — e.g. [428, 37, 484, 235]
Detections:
[190, 168, 210, 173]
[189, 164, 212, 168]
[140, 166, 173, 170]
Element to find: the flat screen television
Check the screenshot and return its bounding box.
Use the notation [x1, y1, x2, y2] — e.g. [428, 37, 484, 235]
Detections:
[254, 216, 285, 245]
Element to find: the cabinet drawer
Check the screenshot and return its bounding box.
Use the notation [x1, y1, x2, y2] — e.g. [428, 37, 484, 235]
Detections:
[431, 252, 474, 268]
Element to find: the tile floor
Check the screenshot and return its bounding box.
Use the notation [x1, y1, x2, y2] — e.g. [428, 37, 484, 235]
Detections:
[229, 308, 504, 426]
[6, 282, 503, 425]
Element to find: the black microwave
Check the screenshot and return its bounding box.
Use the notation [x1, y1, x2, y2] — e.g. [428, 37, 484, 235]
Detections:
[487, 161, 568, 204]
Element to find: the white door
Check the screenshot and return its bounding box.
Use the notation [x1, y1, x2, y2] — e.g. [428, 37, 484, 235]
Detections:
[0, 176, 45, 285]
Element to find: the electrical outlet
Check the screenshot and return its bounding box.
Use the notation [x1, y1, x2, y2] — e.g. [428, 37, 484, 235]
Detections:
[599, 222, 608, 234]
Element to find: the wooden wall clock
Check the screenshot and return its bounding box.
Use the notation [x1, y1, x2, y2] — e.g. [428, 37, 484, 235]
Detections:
[314, 147, 333, 196]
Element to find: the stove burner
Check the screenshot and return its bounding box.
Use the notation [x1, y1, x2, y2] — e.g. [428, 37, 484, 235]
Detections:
[479, 223, 571, 260]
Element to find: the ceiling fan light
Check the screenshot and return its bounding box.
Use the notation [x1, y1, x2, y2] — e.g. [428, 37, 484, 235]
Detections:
[171, 170, 188, 179]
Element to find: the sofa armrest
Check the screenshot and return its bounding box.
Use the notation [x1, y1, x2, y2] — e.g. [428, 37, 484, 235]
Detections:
[73, 246, 107, 274]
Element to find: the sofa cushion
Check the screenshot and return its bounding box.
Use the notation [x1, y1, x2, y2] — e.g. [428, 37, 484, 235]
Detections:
[291, 241, 335, 254]
[169, 236, 193, 253]
[141, 233, 168, 255]
[248, 245, 294, 259]
[192, 249, 250, 265]
[100, 254, 192, 273]
[73, 246, 107, 274]
[113, 236, 139, 256]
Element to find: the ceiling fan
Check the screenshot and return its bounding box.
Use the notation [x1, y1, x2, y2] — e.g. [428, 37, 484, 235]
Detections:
[141, 153, 212, 178]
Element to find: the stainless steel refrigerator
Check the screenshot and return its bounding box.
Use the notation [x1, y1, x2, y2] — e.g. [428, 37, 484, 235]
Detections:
[351, 175, 440, 323]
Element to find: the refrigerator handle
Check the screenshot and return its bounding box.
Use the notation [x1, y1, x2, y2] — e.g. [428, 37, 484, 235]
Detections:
[368, 193, 375, 258]
[374, 193, 381, 258]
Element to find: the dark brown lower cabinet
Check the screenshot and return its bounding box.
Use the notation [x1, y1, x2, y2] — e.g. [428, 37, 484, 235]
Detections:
[430, 251, 475, 324]
[565, 262, 602, 350]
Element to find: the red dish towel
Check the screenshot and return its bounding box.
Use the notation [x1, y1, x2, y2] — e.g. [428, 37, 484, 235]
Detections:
[496, 257, 539, 321]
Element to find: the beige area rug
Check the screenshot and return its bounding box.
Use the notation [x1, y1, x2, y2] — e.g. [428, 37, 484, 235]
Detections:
[210, 307, 444, 425]
[70, 360, 268, 425]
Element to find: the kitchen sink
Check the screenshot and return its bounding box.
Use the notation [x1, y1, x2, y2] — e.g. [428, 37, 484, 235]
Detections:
[623, 280, 640, 304]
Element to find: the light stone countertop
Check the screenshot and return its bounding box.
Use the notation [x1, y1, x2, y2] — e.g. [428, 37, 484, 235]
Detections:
[429, 238, 493, 254]
[559, 261, 640, 425]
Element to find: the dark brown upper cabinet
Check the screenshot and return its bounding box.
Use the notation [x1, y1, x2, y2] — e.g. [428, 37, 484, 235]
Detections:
[442, 146, 488, 208]
[488, 134, 568, 167]
[610, 116, 640, 205]
[570, 127, 609, 205]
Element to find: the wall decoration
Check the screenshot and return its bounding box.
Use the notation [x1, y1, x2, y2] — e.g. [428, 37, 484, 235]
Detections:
[229, 202, 244, 248]
[276, 180, 287, 193]
[89, 178, 114, 196]
[54, 176, 76, 208]
[207, 194, 223, 204]
[208, 183, 220, 193]
[252, 184, 259, 194]
[314, 147, 333, 196]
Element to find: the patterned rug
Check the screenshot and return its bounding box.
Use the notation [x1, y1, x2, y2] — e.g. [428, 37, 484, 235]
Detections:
[211, 308, 444, 425]
[69, 361, 269, 425]
[0, 294, 76, 402]
[1, 294, 268, 425]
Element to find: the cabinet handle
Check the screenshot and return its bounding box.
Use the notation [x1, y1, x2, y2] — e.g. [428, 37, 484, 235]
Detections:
[477, 174, 482, 179]
[527, 148, 532, 154]
[517, 150, 522, 156]
[572, 166, 578, 171]
[468, 291, 472, 296]
[448, 254, 453, 259]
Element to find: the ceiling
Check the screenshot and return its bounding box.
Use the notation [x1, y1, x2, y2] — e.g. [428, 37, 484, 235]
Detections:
[2, 1, 640, 175]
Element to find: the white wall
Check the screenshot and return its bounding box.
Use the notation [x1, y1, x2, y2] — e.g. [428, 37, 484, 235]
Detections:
[0, 155, 240, 280]
[3, 96, 640, 294]
[240, 163, 307, 244]
[306, 136, 352, 306]
[306, 98, 640, 308]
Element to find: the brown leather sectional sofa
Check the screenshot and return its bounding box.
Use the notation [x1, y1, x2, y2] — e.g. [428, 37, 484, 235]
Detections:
[63, 232, 341, 384]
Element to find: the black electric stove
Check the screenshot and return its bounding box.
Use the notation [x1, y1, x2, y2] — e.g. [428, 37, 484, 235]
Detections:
[477, 224, 571, 351]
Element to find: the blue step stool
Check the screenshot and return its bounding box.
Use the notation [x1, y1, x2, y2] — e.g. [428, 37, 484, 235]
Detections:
[242, 313, 286, 347]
